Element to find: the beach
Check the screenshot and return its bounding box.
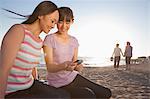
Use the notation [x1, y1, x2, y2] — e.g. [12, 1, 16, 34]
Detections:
[37, 62, 150, 99]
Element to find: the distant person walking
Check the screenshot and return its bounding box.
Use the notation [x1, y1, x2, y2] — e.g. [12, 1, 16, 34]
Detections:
[124, 41, 133, 70]
[112, 43, 123, 69]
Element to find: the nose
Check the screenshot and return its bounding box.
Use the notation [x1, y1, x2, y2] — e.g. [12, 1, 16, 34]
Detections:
[62, 22, 67, 28]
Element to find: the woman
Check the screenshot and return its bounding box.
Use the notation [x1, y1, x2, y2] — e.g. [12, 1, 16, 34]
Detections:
[0, 1, 70, 99]
[124, 41, 133, 70]
[43, 7, 112, 98]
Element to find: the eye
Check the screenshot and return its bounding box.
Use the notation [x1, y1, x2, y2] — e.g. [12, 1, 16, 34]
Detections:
[66, 22, 70, 24]
[50, 19, 56, 24]
[51, 20, 54, 23]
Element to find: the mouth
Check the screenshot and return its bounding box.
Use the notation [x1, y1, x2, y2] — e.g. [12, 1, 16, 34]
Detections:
[61, 29, 67, 32]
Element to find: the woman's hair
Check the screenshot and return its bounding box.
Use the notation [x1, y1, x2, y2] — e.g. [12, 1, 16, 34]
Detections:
[23, 1, 58, 24]
[58, 7, 74, 22]
[3, 1, 58, 24]
[127, 41, 130, 45]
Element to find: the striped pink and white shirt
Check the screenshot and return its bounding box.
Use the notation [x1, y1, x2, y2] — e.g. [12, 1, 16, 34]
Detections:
[6, 24, 43, 94]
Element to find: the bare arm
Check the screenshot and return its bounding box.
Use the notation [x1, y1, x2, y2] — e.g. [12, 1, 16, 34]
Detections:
[72, 48, 78, 62]
[112, 48, 115, 57]
[120, 48, 124, 56]
[43, 46, 69, 73]
[32, 67, 38, 80]
[124, 47, 127, 56]
[0, 24, 24, 98]
[73, 48, 83, 72]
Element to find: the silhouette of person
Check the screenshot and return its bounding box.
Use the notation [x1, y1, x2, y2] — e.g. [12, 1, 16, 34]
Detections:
[112, 43, 123, 69]
[124, 41, 133, 70]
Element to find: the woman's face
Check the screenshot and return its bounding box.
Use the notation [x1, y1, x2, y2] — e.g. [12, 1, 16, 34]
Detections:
[57, 18, 73, 34]
[39, 10, 59, 33]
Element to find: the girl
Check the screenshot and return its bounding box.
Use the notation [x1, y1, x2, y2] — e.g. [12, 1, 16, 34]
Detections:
[0, 1, 70, 99]
[43, 7, 112, 98]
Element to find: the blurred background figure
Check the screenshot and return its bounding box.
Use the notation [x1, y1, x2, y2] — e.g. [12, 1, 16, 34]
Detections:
[124, 41, 133, 70]
[112, 43, 123, 69]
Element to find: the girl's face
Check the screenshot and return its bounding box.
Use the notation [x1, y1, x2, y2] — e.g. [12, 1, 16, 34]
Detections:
[57, 18, 73, 34]
[39, 10, 59, 33]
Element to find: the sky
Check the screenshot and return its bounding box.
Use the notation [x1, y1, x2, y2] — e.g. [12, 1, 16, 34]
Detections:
[0, 0, 149, 59]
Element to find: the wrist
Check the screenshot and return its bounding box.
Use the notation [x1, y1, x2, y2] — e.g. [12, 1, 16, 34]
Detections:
[64, 63, 69, 70]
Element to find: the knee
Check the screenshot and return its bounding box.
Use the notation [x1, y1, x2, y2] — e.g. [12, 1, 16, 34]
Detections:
[105, 88, 112, 98]
[98, 87, 112, 98]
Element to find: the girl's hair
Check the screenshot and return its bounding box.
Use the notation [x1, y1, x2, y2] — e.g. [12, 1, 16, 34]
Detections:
[116, 44, 119, 47]
[23, 1, 58, 24]
[3, 1, 58, 24]
[58, 7, 74, 22]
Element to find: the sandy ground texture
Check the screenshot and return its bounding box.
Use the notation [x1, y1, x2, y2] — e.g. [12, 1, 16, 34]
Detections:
[37, 63, 150, 99]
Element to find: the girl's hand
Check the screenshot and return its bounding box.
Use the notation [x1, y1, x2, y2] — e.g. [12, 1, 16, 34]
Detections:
[61, 61, 75, 71]
[65, 62, 76, 71]
[75, 64, 83, 72]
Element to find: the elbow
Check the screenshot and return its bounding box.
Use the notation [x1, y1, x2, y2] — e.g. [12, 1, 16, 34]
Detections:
[46, 65, 54, 73]
[46, 64, 58, 73]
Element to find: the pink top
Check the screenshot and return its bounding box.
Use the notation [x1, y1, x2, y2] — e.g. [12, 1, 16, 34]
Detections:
[43, 33, 79, 88]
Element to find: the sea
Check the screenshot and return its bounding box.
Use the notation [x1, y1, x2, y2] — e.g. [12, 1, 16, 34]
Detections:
[38, 55, 126, 67]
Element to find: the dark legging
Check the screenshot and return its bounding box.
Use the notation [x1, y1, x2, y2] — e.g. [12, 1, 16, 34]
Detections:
[114, 56, 120, 68]
[126, 56, 131, 65]
[5, 80, 70, 99]
[60, 74, 112, 99]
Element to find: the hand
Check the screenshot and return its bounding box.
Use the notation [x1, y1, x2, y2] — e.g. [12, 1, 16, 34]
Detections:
[66, 62, 77, 71]
[74, 60, 83, 65]
[63, 61, 76, 71]
[75, 64, 83, 72]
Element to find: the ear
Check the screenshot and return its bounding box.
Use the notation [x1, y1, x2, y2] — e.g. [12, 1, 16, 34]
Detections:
[70, 19, 74, 24]
[72, 19, 74, 23]
[38, 15, 43, 19]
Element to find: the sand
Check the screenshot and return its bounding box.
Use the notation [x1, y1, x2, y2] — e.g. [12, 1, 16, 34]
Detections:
[37, 62, 150, 99]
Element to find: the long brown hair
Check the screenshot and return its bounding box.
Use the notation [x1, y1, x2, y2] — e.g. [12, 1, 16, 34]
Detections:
[23, 1, 58, 24]
[3, 1, 58, 24]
